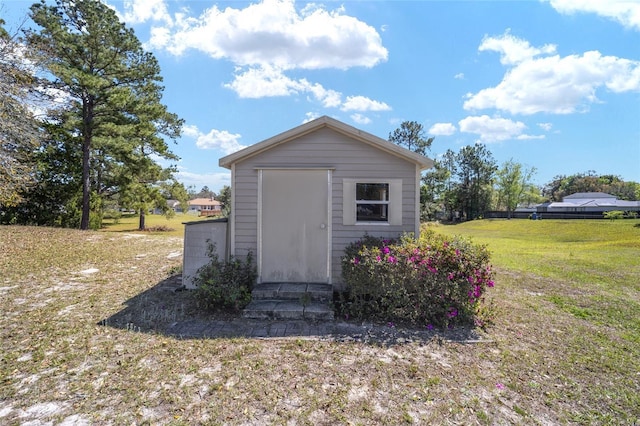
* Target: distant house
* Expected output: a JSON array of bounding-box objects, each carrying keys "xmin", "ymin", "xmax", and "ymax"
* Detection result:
[
  {"xmin": 489, "ymin": 192, "xmax": 640, "ymax": 219},
  {"xmin": 152, "ymin": 199, "xmax": 183, "ymax": 215},
  {"xmin": 541, "ymin": 192, "xmax": 640, "ymax": 213},
  {"xmin": 188, "ymin": 198, "xmax": 223, "ymax": 216},
  {"xmin": 167, "ymin": 199, "xmax": 182, "ymax": 212}
]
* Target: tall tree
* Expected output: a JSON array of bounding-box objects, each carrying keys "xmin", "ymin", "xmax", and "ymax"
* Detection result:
[
  {"xmin": 0, "ymin": 117, "xmax": 84, "ymax": 226},
  {"xmin": 421, "ymin": 151, "xmax": 456, "ymax": 221},
  {"xmin": 216, "ymin": 185, "xmax": 231, "ymax": 217},
  {"xmin": 26, "ymin": 0, "xmax": 179, "ymax": 229},
  {"xmin": 388, "ymin": 121, "xmax": 434, "ymax": 156},
  {"xmin": 163, "ymin": 179, "xmax": 190, "ymax": 214},
  {"xmin": 454, "ymin": 144, "xmax": 497, "ymax": 220},
  {"xmin": 116, "ymin": 78, "xmax": 183, "ymax": 230},
  {"xmin": 197, "ymin": 185, "xmax": 215, "ymax": 199},
  {"xmin": 542, "ymin": 172, "xmax": 640, "ymax": 201},
  {"xmin": 421, "ymin": 162, "xmax": 449, "ymax": 221},
  {"xmin": 0, "ymin": 18, "xmax": 42, "ymax": 207},
  {"xmin": 495, "ymin": 159, "xmax": 537, "ymax": 219}
]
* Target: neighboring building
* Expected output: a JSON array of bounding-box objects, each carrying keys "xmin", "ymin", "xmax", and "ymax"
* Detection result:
[
  {"xmin": 540, "ymin": 192, "xmax": 640, "ymax": 213},
  {"xmin": 152, "ymin": 199, "xmax": 182, "ymax": 215},
  {"xmin": 188, "ymin": 198, "xmax": 223, "ymax": 216},
  {"xmin": 487, "ymin": 192, "xmax": 640, "ymax": 219},
  {"xmin": 167, "ymin": 199, "xmax": 182, "ymax": 212},
  {"xmin": 214, "ymin": 115, "xmax": 433, "ymax": 289}
]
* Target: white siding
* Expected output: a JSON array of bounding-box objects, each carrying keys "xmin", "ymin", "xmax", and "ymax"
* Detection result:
[{"xmin": 231, "ymin": 127, "xmax": 420, "ymax": 288}]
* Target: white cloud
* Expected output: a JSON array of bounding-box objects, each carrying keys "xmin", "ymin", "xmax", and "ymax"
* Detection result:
[
  {"xmin": 429, "ymin": 123, "xmax": 457, "ymax": 136},
  {"xmin": 113, "ymin": 0, "xmax": 392, "ymax": 114},
  {"xmin": 175, "ymin": 169, "xmax": 231, "ymax": 193},
  {"xmin": 150, "ymin": 0, "xmax": 387, "ymax": 71},
  {"xmin": 121, "ymin": 0, "xmax": 172, "ymax": 26},
  {"xmin": 148, "ymin": 26, "xmax": 172, "ymax": 50},
  {"xmin": 303, "ymin": 112, "xmax": 321, "ymax": 123},
  {"xmin": 183, "ymin": 124, "xmax": 246, "ymax": 155},
  {"xmin": 306, "ymin": 83, "xmax": 343, "ymax": 108},
  {"xmin": 454, "ymin": 73, "xmax": 465, "ymax": 80},
  {"xmin": 516, "ymin": 134, "xmax": 545, "ymax": 141},
  {"xmin": 465, "ymin": 33, "xmax": 640, "ymax": 115},
  {"xmin": 350, "ymin": 113, "xmax": 371, "ymax": 125},
  {"xmin": 224, "ymin": 66, "xmax": 302, "ymax": 98},
  {"xmin": 547, "ymin": 0, "xmax": 640, "ymax": 31},
  {"xmin": 538, "ymin": 122, "xmax": 553, "ymax": 131},
  {"xmin": 341, "ymin": 95, "xmax": 391, "ymax": 112},
  {"xmin": 114, "ymin": 0, "xmax": 390, "ymax": 113},
  {"xmin": 224, "ymin": 65, "xmax": 343, "ymax": 107},
  {"xmin": 224, "ymin": 66, "xmax": 391, "ymax": 111},
  {"xmin": 479, "ymin": 31, "xmax": 556, "ymax": 65},
  {"xmin": 458, "ymin": 115, "xmax": 541, "ymax": 143},
  {"xmin": 181, "ymin": 124, "xmax": 200, "ymax": 139}
]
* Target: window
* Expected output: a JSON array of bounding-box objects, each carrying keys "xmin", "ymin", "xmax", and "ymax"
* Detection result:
[
  {"xmin": 356, "ymin": 183, "xmax": 389, "ymax": 222},
  {"xmin": 343, "ymin": 179, "xmax": 402, "ymax": 225}
]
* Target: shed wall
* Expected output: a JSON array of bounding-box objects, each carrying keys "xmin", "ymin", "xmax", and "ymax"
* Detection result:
[{"xmin": 231, "ymin": 127, "xmax": 419, "ymax": 288}]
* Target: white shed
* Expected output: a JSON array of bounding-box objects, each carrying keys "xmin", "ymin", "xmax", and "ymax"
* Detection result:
[{"xmin": 218, "ymin": 115, "xmax": 433, "ymax": 290}]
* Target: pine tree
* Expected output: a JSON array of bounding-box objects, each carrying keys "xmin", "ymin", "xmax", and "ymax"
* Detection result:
[
  {"xmin": 388, "ymin": 121, "xmax": 434, "ymax": 156},
  {"xmin": 0, "ymin": 19, "xmax": 42, "ymax": 207},
  {"xmin": 27, "ymin": 0, "xmax": 182, "ymax": 229}
]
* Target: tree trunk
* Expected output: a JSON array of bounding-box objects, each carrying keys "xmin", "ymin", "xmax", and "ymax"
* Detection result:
[
  {"xmin": 138, "ymin": 208, "xmax": 146, "ymax": 230},
  {"xmin": 80, "ymin": 97, "xmax": 93, "ymax": 230}
]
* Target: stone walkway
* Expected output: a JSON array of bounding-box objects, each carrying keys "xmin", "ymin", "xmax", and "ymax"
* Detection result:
[{"xmin": 165, "ymin": 317, "xmax": 484, "ymax": 345}]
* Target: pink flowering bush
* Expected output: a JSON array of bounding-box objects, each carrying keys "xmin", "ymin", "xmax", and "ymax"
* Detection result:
[{"xmin": 340, "ymin": 230, "xmax": 495, "ymax": 328}]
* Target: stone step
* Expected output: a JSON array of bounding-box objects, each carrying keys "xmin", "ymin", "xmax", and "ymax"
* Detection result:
[
  {"xmin": 243, "ymin": 299, "xmax": 334, "ymax": 321},
  {"xmin": 251, "ymin": 282, "xmax": 333, "ymax": 302}
]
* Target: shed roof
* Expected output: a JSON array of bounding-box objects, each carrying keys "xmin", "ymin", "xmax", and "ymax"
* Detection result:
[{"xmin": 219, "ymin": 115, "xmax": 434, "ymax": 170}]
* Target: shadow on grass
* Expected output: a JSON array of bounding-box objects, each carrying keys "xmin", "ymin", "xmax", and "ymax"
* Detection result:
[{"xmin": 99, "ymin": 275, "xmax": 485, "ymax": 346}]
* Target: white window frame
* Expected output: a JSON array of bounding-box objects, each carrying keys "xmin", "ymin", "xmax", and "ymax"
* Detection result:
[{"xmin": 342, "ymin": 178, "xmax": 402, "ymax": 226}]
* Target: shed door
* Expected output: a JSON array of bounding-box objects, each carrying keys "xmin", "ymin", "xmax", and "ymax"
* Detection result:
[{"xmin": 260, "ymin": 169, "xmax": 330, "ymax": 283}]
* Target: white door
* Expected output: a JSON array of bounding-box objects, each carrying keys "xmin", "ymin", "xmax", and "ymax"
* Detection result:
[{"xmin": 260, "ymin": 169, "xmax": 330, "ymax": 283}]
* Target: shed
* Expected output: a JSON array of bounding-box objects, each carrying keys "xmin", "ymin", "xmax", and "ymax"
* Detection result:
[{"xmin": 218, "ymin": 115, "xmax": 433, "ymax": 290}]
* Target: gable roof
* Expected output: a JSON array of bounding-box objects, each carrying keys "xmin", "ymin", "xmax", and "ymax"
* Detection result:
[
  {"xmin": 188, "ymin": 198, "xmax": 222, "ymax": 207},
  {"xmin": 219, "ymin": 115, "xmax": 434, "ymax": 170}
]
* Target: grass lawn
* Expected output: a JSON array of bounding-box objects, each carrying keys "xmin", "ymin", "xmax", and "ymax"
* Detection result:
[
  {"xmin": 101, "ymin": 212, "xmax": 215, "ymax": 237},
  {"xmin": 1, "ymin": 220, "xmax": 639, "ymax": 424}
]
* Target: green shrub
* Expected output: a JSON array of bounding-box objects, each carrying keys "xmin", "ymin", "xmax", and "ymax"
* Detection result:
[
  {"xmin": 341, "ymin": 230, "xmax": 495, "ymax": 328},
  {"xmin": 103, "ymin": 209, "xmax": 122, "ymax": 223},
  {"xmin": 603, "ymin": 210, "xmax": 625, "ymax": 220},
  {"xmin": 192, "ymin": 242, "xmax": 257, "ymax": 312}
]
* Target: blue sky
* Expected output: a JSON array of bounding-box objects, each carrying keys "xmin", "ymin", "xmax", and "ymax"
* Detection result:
[{"xmin": 2, "ymin": 0, "xmax": 639, "ymax": 193}]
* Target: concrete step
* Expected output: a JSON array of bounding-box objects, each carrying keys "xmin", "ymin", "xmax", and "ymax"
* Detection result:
[
  {"xmin": 251, "ymin": 282, "xmax": 332, "ymax": 302},
  {"xmin": 243, "ymin": 299, "xmax": 334, "ymax": 321}
]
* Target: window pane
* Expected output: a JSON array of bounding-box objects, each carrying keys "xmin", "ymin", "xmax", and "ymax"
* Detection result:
[
  {"xmin": 356, "ymin": 183, "xmax": 389, "ymax": 201},
  {"xmin": 357, "ymin": 203, "xmax": 388, "ymax": 221}
]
